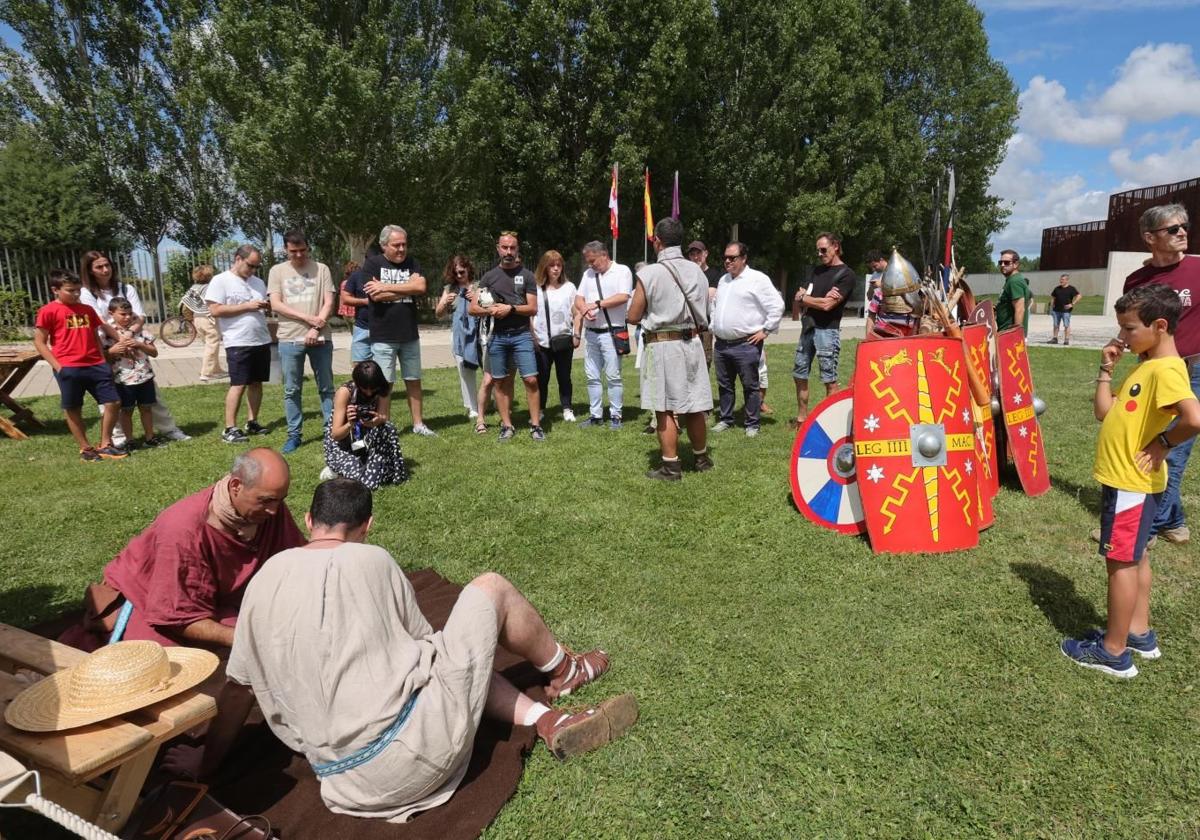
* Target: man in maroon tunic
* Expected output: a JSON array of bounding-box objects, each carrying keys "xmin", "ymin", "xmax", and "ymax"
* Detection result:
[{"xmin": 102, "ymin": 448, "xmax": 304, "ymax": 648}]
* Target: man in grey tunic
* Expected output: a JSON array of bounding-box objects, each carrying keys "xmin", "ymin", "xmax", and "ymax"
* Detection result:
[
  {"xmin": 627, "ymin": 217, "xmax": 714, "ymax": 480},
  {"xmin": 164, "ymin": 478, "xmax": 637, "ymax": 822}
]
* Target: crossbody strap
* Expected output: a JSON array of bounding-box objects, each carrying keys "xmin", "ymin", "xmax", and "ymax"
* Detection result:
[
  {"xmin": 660, "ymin": 261, "xmax": 704, "ymax": 331},
  {"xmin": 595, "ymin": 270, "xmax": 617, "ymax": 331}
]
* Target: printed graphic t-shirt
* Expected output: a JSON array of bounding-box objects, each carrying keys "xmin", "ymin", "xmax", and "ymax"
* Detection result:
[
  {"xmin": 362, "ymin": 255, "xmax": 424, "ymax": 344},
  {"xmin": 479, "ymin": 264, "xmax": 536, "ymax": 333},
  {"xmin": 268, "ymin": 260, "xmax": 334, "ymax": 342},
  {"xmin": 35, "ymin": 301, "xmax": 105, "ymax": 366}
]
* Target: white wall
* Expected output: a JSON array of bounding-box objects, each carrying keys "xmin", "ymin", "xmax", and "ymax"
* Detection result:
[{"xmin": 968, "ymin": 268, "xmax": 1109, "ymax": 297}]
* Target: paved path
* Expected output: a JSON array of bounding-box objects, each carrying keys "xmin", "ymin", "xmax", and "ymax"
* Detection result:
[{"xmin": 8, "ymin": 314, "xmax": 1113, "ymax": 398}]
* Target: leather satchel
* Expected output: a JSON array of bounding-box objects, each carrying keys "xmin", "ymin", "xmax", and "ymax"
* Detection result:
[{"xmin": 121, "ymin": 781, "xmax": 273, "ymax": 840}]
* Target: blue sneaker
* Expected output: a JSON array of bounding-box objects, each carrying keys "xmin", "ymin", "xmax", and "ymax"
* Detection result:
[
  {"xmin": 281, "ymin": 436, "xmax": 302, "ymax": 454},
  {"xmin": 1082, "ymin": 628, "xmax": 1161, "ymax": 660},
  {"xmin": 609, "ymin": 414, "xmax": 622, "ymax": 430},
  {"xmin": 579, "ymin": 416, "xmax": 604, "ymax": 428},
  {"xmin": 1060, "ymin": 637, "xmax": 1138, "ymax": 678}
]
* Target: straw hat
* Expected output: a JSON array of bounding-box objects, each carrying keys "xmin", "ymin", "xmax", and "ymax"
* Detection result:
[{"xmin": 5, "ymin": 641, "xmax": 219, "ymax": 732}]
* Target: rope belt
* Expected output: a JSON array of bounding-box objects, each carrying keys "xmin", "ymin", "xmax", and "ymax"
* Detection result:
[{"xmin": 311, "ymin": 690, "xmax": 421, "ymax": 778}]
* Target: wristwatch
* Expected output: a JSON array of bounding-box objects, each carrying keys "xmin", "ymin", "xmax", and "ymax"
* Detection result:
[{"xmin": 1157, "ymin": 432, "xmax": 1175, "ymax": 450}]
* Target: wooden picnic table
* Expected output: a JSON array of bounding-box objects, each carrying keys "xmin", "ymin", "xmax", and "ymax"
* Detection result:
[
  {"xmin": 0, "ymin": 623, "xmax": 217, "ymax": 833},
  {"xmin": 0, "ymin": 348, "xmax": 44, "ymax": 441}
]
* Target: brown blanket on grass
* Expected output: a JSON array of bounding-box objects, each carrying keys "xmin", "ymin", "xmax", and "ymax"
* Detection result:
[{"xmin": 42, "ymin": 568, "xmax": 545, "ymax": 840}]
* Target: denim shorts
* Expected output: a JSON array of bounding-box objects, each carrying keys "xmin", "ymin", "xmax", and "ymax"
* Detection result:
[
  {"xmin": 371, "ymin": 339, "xmax": 422, "ymax": 383},
  {"xmin": 792, "ymin": 324, "xmax": 841, "ymax": 383},
  {"xmin": 54, "ymin": 364, "xmax": 119, "ymax": 409},
  {"xmin": 117, "ymin": 379, "xmax": 157, "ymax": 409},
  {"xmin": 488, "ymin": 330, "xmax": 538, "ymax": 379},
  {"xmin": 1051, "ymin": 310, "xmax": 1071, "ymax": 329}
]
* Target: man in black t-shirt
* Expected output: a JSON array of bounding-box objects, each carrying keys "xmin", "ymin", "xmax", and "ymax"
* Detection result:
[
  {"xmin": 469, "ymin": 231, "xmax": 543, "ymax": 442},
  {"xmin": 363, "ymin": 224, "xmax": 434, "ymax": 436},
  {"xmin": 790, "ymin": 231, "xmax": 858, "ymax": 426},
  {"xmin": 686, "ymin": 240, "xmax": 724, "ymax": 293},
  {"xmin": 1047, "ymin": 273, "xmax": 1081, "ymax": 345}
]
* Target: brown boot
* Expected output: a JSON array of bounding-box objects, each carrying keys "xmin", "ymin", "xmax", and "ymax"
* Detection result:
[
  {"xmin": 693, "ymin": 451, "xmax": 714, "ymax": 472},
  {"xmin": 646, "ymin": 459, "xmax": 683, "ymax": 481}
]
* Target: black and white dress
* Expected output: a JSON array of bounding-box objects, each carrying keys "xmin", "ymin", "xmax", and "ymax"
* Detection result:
[{"xmin": 323, "ymin": 383, "xmax": 408, "ymax": 489}]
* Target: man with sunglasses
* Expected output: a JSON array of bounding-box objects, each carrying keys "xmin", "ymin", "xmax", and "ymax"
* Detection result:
[
  {"xmin": 995, "ymin": 249, "xmax": 1031, "ymax": 335},
  {"xmin": 206, "ymin": 244, "xmax": 274, "ymax": 443},
  {"xmin": 1120, "ymin": 203, "xmax": 1199, "ymax": 545},
  {"xmin": 791, "ymin": 232, "xmax": 857, "ymax": 426}
]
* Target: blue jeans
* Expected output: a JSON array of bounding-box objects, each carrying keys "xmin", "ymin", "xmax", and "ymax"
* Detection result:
[
  {"xmin": 351, "ymin": 325, "xmax": 372, "ymax": 362},
  {"xmin": 488, "ymin": 330, "xmax": 538, "ymax": 379},
  {"xmin": 279, "ymin": 341, "xmax": 335, "ymax": 439},
  {"xmin": 583, "ymin": 330, "xmax": 623, "ymax": 418},
  {"xmin": 1153, "ymin": 360, "xmax": 1200, "ymax": 533}
]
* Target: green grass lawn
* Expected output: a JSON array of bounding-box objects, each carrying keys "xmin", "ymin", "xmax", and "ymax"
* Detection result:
[{"xmin": 1, "ymin": 345, "xmax": 1197, "ymax": 838}]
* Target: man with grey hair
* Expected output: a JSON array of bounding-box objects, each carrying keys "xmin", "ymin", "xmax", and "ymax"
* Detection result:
[
  {"xmin": 1120, "ymin": 202, "xmax": 1199, "ymax": 545},
  {"xmin": 1047, "ymin": 273, "xmax": 1080, "ymax": 345},
  {"xmin": 80, "ymin": 447, "xmax": 304, "ymax": 650},
  {"xmin": 575, "ymin": 240, "xmax": 633, "ymax": 428},
  {"xmin": 361, "ymin": 225, "xmax": 434, "ymax": 436},
  {"xmin": 206, "ymin": 244, "xmax": 274, "ymax": 443},
  {"xmin": 627, "ymin": 217, "xmax": 713, "ymax": 479}
]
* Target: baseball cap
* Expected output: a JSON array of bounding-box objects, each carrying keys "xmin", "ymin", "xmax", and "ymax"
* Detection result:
[{"xmin": 686, "ymin": 240, "xmax": 706, "ymax": 253}]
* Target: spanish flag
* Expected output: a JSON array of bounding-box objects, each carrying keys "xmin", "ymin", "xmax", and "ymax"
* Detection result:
[
  {"xmin": 643, "ymin": 168, "xmax": 654, "ymax": 241},
  {"xmin": 609, "ymin": 164, "xmax": 619, "ymax": 240}
]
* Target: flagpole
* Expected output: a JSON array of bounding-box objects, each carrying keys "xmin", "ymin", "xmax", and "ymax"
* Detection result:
[{"xmin": 613, "ymin": 163, "xmax": 618, "ymax": 263}]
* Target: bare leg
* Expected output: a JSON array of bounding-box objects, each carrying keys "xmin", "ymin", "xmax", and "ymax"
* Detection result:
[
  {"xmin": 656, "ymin": 410, "xmax": 678, "ymax": 458},
  {"xmin": 483, "ymin": 671, "xmax": 539, "ymax": 726},
  {"xmin": 523, "ymin": 375, "xmax": 541, "ymax": 426},
  {"xmin": 1130, "ymin": 555, "xmax": 1152, "ymax": 636},
  {"xmin": 468, "ymin": 572, "xmax": 559, "ymax": 666},
  {"xmin": 246, "ymin": 382, "xmax": 263, "ymax": 423},
  {"xmin": 794, "ymin": 377, "xmax": 809, "ymax": 423},
  {"xmin": 118, "ymin": 409, "xmax": 134, "ymax": 443},
  {"xmin": 1104, "ymin": 559, "xmax": 1139, "ymax": 656},
  {"xmin": 99, "ymin": 401, "xmax": 120, "ymax": 448},
  {"xmin": 63, "ymin": 407, "xmax": 92, "ymax": 450},
  {"xmin": 406, "ymin": 379, "xmax": 424, "ymax": 427},
  {"xmin": 139, "ymin": 405, "xmax": 155, "ymax": 439},
  {"xmin": 824, "ymin": 380, "xmax": 837, "ymax": 398},
  {"xmin": 494, "ymin": 376, "xmax": 515, "ymax": 427},
  {"xmin": 685, "ymin": 411, "xmax": 707, "ymax": 452},
  {"xmin": 224, "ymin": 385, "xmax": 246, "ymax": 428}
]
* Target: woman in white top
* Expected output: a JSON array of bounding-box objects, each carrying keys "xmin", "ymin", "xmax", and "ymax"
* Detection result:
[
  {"xmin": 79, "ymin": 251, "xmax": 190, "ymax": 443},
  {"xmin": 532, "ymin": 250, "xmax": 581, "ymax": 423}
]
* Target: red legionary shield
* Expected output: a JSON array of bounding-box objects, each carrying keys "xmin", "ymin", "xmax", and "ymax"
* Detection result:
[
  {"xmin": 853, "ymin": 336, "xmax": 980, "ymax": 553},
  {"xmin": 963, "ymin": 323, "xmax": 998, "ymax": 529},
  {"xmin": 996, "ymin": 327, "xmax": 1051, "ymax": 496}
]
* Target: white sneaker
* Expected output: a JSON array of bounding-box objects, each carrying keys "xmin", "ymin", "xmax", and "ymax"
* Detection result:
[
  {"xmin": 412, "ymin": 424, "xmax": 437, "ymax": 437},
  {"xmin": 712, "ymin": 421, "xmax": 733, "ymax": 432},
  {"xmin": 166, "ymin": 429, "xmax": 192, "ymax": 441},
  {"xmin": 562, "ymin": 408, "xmax": 577, "ymax": 422},
  {"xmin": 319, "ymin": 466, "xmax": 336, "ymax": 481},
  {"xmin": 468, "ymin": 409, "xmax": 479, "ymax": 420},
  {"xmin": 745, "ymin": 427, "xmax": 760, "ymax": 438}
]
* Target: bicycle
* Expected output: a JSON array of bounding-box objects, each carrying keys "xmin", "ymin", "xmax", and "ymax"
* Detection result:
[{"xmin": 158, "ymin": 286, "xmax": 208, "ymax": 348}]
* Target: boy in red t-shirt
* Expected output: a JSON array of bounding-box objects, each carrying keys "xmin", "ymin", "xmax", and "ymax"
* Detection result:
[{"xmin": 32, "ymin": 269, "xmax": 127, "ymax": 461}]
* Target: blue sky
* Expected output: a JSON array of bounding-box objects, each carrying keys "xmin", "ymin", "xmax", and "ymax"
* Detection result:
[
  {"xmin": 7, "ymin": 6, "xmax": 1200, "ymax": 261},
  {"xmin": 978, "ymin": 0, "xmax": 1200, "ymax": 257}
]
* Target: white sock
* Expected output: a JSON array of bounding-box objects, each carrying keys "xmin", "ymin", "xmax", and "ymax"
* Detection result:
[
  {"xmin": 523, "ymin": 702, "xmax": 552, "ymax": 727},
  {"xmin": 662, "ymin": 456, "xmax": 680, "ymax": 463},
  {"xmin": 537, "ymin": 643, "xmax": 564, "ymax": 673}
]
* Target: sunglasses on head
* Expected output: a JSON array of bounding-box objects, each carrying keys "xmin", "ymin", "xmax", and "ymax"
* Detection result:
[{"xmin": 1150, "ymin": 222, "xmax": 1190, "ymax": 236}]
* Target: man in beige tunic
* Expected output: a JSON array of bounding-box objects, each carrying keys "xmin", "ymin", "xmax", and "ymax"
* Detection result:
[{"xmin": 164, "ymin": 478, "xmax": 637, "ymax": 822}]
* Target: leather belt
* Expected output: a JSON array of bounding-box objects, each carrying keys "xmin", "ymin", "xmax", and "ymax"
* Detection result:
[
  {"xmin": 715, "ymin": 336, "xmax": 752, "ymax": 346},
  {"xmin": 644, "ymin": 330, "xmax": 694, "ymax": 344},
  {"xmin": 586, "ymin": 327, "xmax": 611, "ymax": 333}
]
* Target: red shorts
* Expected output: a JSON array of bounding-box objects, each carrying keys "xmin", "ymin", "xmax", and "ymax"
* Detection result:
[{"xmin": 1097, "ymin": 486, "xmax": 1162, "ymax": 563}]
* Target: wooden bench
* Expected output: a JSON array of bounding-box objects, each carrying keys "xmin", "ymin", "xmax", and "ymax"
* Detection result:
[{"xmin": 0, "ymin": 623, "xmax": 217, "ymax": 833}]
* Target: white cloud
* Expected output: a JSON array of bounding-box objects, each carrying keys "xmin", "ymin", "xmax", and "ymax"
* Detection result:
[
  {"xmin": 990, "ymin": 135, "xmax": 1110, "ymax": 256},
  {"xmin": 1109, "ymin": 137, "xmax": 1200, "ymax": 184},
  {"xmin": 1018, "ymin": 77, "xmax": 1126, "ymax": 145},
  {"xmin": 1098, "ymin": 43, "xmax": 1200, "ymax": 122}
]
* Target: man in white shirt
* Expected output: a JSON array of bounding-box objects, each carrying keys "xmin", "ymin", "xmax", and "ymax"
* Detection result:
[
  {"xmin": 710, "ymin": 242, "xmax": 784, "ymax": 437},
  {"xmin": 575, "ymin": 241, "xmax": 633, "ymax": 429},
  {"xmin": 206, "ymin": 244, "xmax": 273, "ymax": 444},
  {"xmin": 268, "ymin": 229, "xmax": 335, "ymax": 453}
]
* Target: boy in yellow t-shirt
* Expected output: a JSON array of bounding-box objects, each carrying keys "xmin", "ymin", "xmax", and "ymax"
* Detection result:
[{"xmin": 1062, "ymin": 284, "xmax": 1200, "ymax": 678}]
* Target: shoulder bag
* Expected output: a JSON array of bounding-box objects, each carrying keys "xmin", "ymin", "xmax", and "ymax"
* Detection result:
[{"xmin": 543, "ymin": 287, "xmax": 575, "ymax": 354}]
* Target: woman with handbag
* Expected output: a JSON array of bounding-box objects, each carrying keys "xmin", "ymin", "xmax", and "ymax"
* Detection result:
[
  {"xmin": 435, "ymin": 254, "xmax": 487, "ymax": 427},
  {"xmin": 532, "ymin": 250, "xmax": 581, "ymax": 423}
]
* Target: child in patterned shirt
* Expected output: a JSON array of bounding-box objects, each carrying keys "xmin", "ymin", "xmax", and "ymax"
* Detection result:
[{"xmin": 104, "ymin": 297, "xmax": 166, "ymax": 448}]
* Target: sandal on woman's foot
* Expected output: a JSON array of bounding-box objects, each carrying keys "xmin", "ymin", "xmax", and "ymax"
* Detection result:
[
  {"xmin": 547, "ymin": 647, "xmax": 610, "ymax": 699},
  {"xmin": 474, "ymin": 422, "xmax": 488, "ymax": 434}
]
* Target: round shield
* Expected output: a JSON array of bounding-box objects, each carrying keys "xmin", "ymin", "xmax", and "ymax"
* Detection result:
[{"xmin": 790, "ymin": 390, "xmax": 865, "ymax": 534}]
